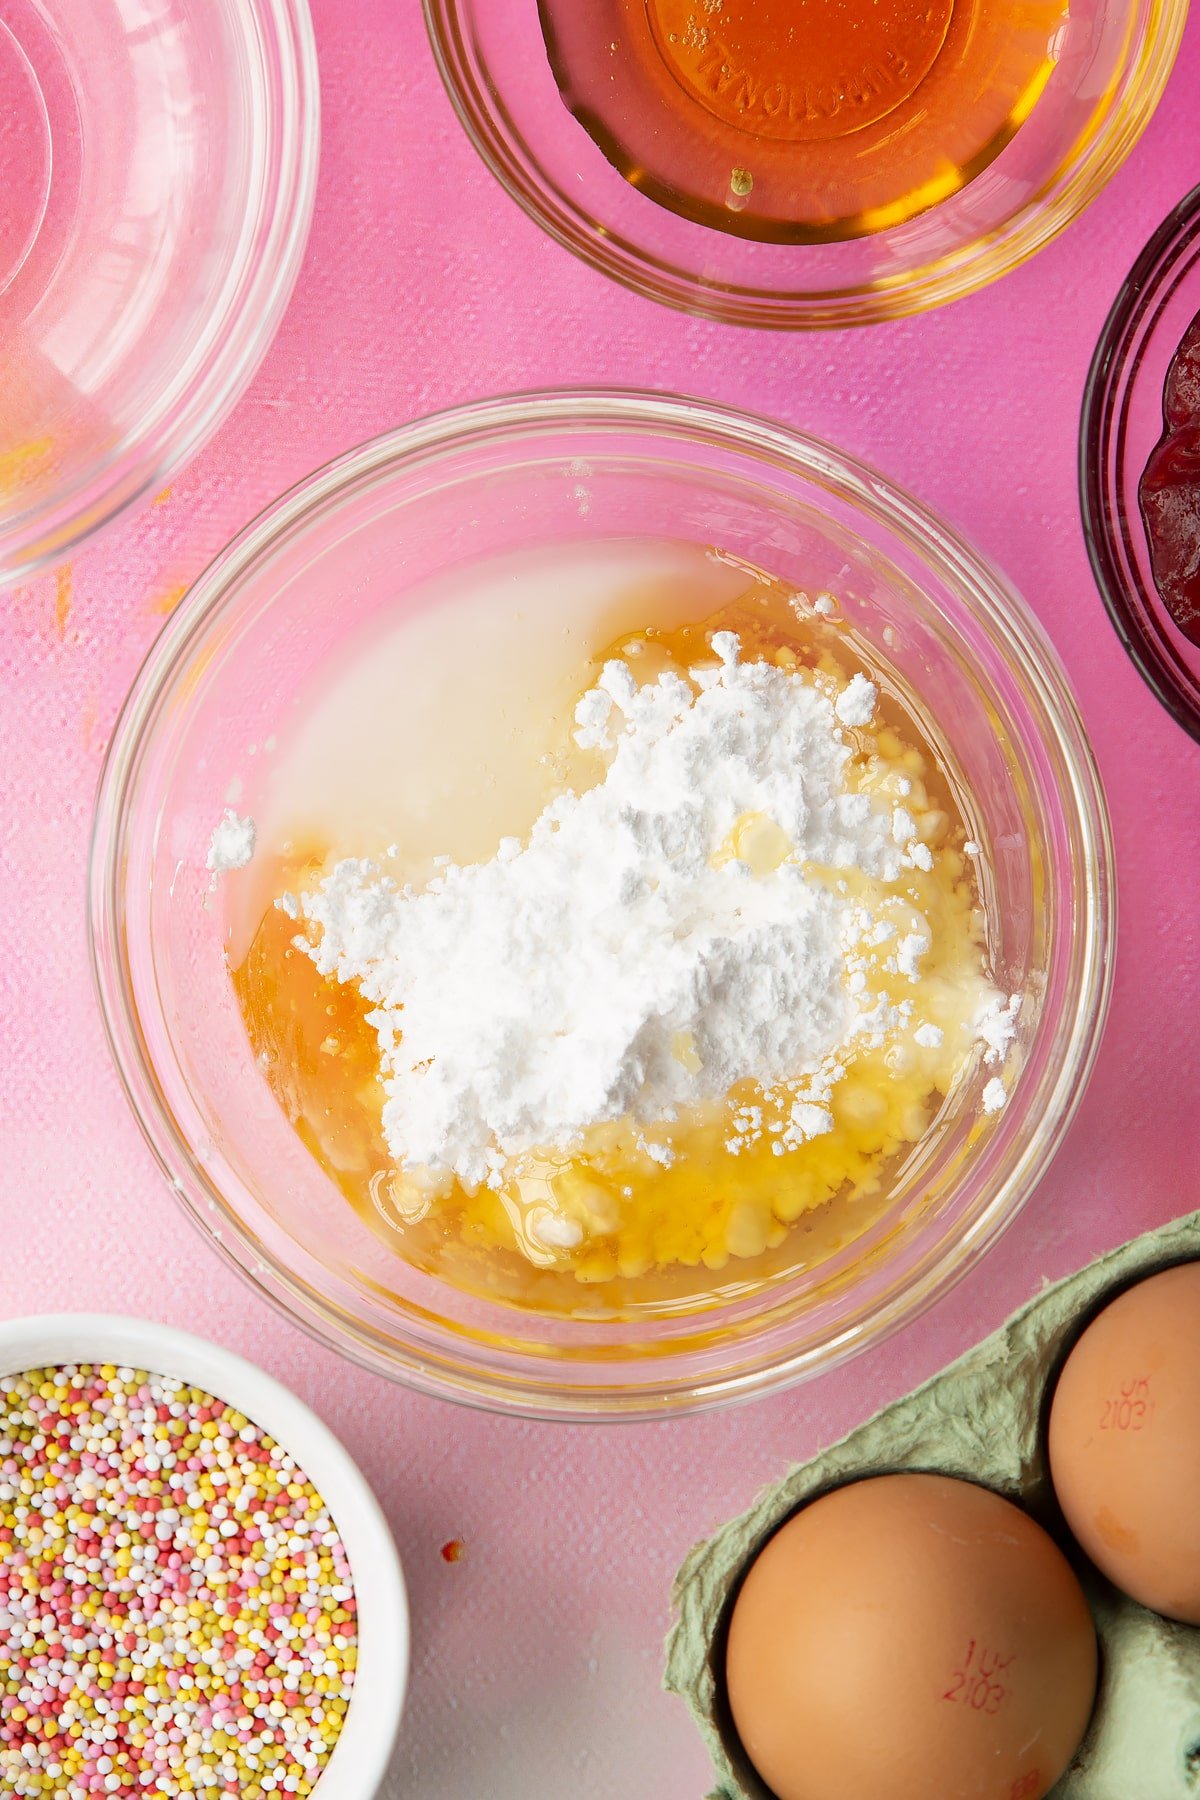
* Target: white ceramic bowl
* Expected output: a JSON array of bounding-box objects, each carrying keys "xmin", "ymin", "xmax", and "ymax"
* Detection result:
[{"xmin": 0, "ymin": 1314, "xmax": 408, "ymax": 1799}]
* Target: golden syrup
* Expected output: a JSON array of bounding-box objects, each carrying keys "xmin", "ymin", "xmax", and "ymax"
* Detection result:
[
  {"xmin": 540, "ymin": 0, "xmax": 1066, "ymax": 240},
  {"xmin": 232, "ymin": 566, "xmax": 1004, "ymax": 1319}
]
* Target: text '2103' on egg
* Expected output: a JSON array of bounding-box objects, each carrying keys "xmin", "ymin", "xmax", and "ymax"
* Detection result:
[
  {"xmin": 1048, "ymin": 1260, "xmax": 1200, "ymax": 1623},
  {"xmin": 724, "ymin": 1473, "xmax": 1097, "ymax": 1800}
]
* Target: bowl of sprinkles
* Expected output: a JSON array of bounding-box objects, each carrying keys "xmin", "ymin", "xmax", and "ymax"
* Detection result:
[{"xmin": 0, "ymin": 1316, "xmax": 407, "ymax": 1800}]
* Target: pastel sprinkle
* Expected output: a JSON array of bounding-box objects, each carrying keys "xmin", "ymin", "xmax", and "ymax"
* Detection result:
[{"xmin": 0, "ymin": 1365, "xmax": 356, "ymax": 1799}]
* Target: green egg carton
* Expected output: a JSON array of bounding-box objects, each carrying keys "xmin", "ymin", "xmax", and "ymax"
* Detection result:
[{"xmin": 665, "ymin": 1210, "xmax": 1200, "ymax": 1800}]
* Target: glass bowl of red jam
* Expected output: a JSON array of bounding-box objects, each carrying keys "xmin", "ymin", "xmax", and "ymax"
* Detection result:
[
  {"xmin": 1082, "ymin": 185, "xmax": 1200, "ymax": 746},
  {"xmin": 423, "ymin": 0, "xmax": 1183, "ymax": 328}
]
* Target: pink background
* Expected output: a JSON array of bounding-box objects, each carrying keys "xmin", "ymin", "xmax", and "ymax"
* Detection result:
[{"xmin": 2, "ymin": 8, "xmax": 1199, "ymax": 1795}]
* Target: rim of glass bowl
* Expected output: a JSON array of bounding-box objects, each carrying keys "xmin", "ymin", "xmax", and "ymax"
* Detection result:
[
  {"xmin": 88, "ymin": 390, "xmax": 1116, "ymax": 1421},
  {"xmin": 421, "ymin": 0, "xmax": 1184, "ymax": 330},
  {"xmin": 1080, "ymin": 182, "xmax": 1200, "ymax": 746},
  {"xmin": 0, "ymin": 0, "xmax": 320, "ymax": 586}
]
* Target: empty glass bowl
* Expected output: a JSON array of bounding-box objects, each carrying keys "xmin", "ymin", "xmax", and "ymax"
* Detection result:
[
  {"xmin": 89, "ymin": 392, "xmax": 1114, "ymax": 1418},
  {"xmin": 1081, "ymin": 183, "xmax": 1200, "ymax": 745},
  {"xmin": 0, "ymin": 0, "xmax": 318, "ymax": 584},
  {"xmin": 424, "ymin": 0, "xmax": 1185, "ymax": 328}
]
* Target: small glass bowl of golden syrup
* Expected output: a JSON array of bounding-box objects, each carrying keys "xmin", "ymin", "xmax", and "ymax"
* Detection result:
[{"xmin": 424, "ymin": 0, "xmax": 1184, "ymax": 327}]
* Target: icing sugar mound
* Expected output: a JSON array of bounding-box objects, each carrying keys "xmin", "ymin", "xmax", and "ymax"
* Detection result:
[
  {"xmin": 299, "ymin": 640, "xmax": 909, "ymax": 1190},
  {"xmin": 295, "ymin": 637, "xmax": 1003, "ymax": 1191},
  {"xmin": 982, "ymin": 1077, "xmax": 1009, "ymax": 1114},
  {"xmin": 207, "ymin": 810, "xmax": 256, "ymax": 874}
]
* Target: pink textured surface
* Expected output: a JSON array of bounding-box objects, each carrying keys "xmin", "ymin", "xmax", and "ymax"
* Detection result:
[{"xmin": 1, "ymin": 8, "xmax": 1198, "ymax": 1795}]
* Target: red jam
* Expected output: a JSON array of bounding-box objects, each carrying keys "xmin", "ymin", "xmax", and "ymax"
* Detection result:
[{"xmin": 1138, "ymin": 309, "xmax": 1200, "ymax": 647}]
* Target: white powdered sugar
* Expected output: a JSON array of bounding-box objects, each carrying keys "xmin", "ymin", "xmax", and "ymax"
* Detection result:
[
  {"xmin": 207, "ymin": 809, "xmax": 256, "ymax": 875},
  {"xmin": 975, "ymin": 992, "xmax": 1021, "ymax": 1063},
  {"xmin": 293, "ymin": 635, "xmax": 1008, "ymax": 1190},
  {"xmin": 834, "ymin": 673, "xmax": 878, "ymax": 728}
]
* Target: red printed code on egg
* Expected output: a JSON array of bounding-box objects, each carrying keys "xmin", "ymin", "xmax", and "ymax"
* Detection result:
[
  {"xmin": 1010, "ymin": 1774, "xmax": 1041, "ymax": 1800},
  {"xmin": 941, "ymin": 1639, "xmax": 1014, "ymax": 1714},
  {"xmin": 1100, "ymin": 1377, "xmax": 1152, "ymax": 1431}
]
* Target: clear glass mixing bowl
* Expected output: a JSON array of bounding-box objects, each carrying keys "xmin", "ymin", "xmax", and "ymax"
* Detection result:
[
  {"xmin": 423, "ymin": 0, "xmax": 1184, "ymax": 328},
  {"xmin": 89, "ymin": 392, "xmax": 1115, "ymax": 1419},
  {"xmin": 0, "ymin": 0, "xmax": 318, "ymax": 584}
]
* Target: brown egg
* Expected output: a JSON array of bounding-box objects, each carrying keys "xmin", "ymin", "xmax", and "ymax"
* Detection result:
[
  {"xmin": 724, "ymin": 1473, "xmax": 1097, "ymax": 1800},
  {"xmin": 1048, "ymin": 1260, "xmax": 1200, "ymax": 1623}
]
